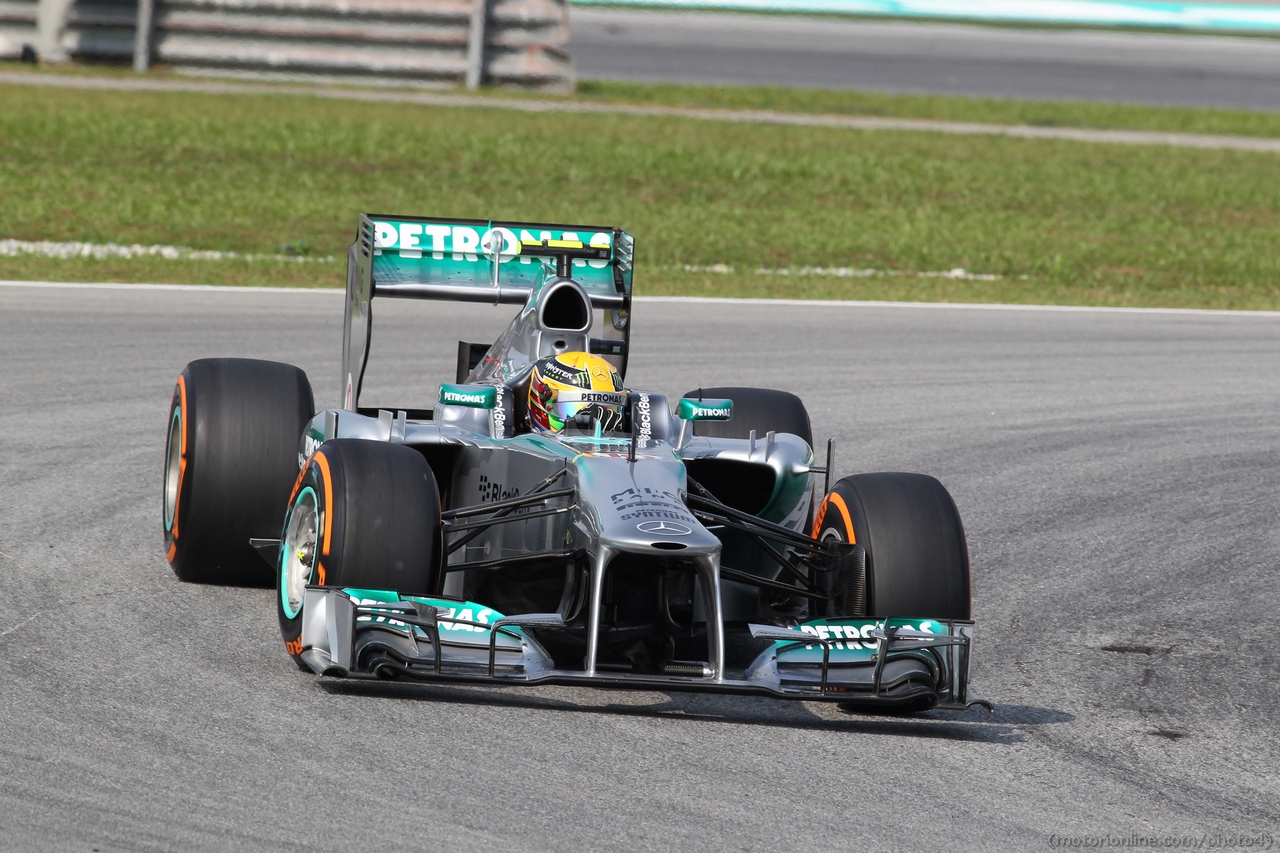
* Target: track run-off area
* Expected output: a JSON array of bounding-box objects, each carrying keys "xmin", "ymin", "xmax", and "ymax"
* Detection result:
[
  {"xmin": 0, "ymin": 282, "xmax": 1276, "ymax": 851},
  {"xmin": 3, "ymin": 71, "xmax": 1279, "ymax": 154}
]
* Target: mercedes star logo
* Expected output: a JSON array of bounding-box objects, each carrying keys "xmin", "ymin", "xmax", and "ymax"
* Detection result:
[{"xmin": 637, "ymin": 520, "xmax": 692, "ymax": 536}]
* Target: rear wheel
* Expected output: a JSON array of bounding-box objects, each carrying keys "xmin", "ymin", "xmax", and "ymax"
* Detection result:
[
  {"xmin": 813, "ymin": 473, "xmax": 970, "ymax": 620},
  {"xmin": 682, "ymin": 386, "xmax": 812, "ymax": 447},
  {"xmin": 277, "ymin": 439, "xmax": 442, "ymax": 667},
  {"xmin": 164, "ymin": 358, "xmax": 313, "ymax": 586}
]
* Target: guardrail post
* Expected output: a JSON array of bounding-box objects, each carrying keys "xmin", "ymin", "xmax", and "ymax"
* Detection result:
[
  {"xmin": 465, "ymin": 0, "xmax": 488, "ymax": 89},
  {"xmin": 36, "ymin": 0, "xmax": 74, "ymax": 63},
  {"xmin": 133, "ymin": 0, "xmax": 155, "ymax": 72}
]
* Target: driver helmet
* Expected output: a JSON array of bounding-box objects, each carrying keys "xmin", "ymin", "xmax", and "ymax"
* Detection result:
[{"xmin": 528, "ymin": 352, "xmax": 624, "ymax": 433}]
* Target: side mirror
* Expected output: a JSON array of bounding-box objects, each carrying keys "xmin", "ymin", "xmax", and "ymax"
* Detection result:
[{"xmin": 438, "ymin": 384, "xmax": 497, "ymax": 410}]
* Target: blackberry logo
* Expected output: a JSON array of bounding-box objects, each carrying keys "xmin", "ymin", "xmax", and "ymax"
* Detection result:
[
  {"xmin": 491, "ymin": 399, "xmax": 507, "ymax": 438},
  {"xmin": 635, "ymin": 393, "xmax": 652, "ymax": 448}
]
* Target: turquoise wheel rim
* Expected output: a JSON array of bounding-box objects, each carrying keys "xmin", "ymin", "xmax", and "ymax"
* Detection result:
[{"xmin": 280, "ymin": 486, "xmax": 319, "ymax": 621}]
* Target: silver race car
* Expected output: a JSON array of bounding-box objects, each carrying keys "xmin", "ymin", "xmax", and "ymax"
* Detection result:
[{"xmin": 162, "ymin": 214, "xmax": 990, "ymax": 713}]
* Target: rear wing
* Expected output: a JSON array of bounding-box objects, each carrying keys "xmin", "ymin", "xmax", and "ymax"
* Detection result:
[{"xmin": 341, "ymin": 213, "xmax": 636, "ymax": 411}]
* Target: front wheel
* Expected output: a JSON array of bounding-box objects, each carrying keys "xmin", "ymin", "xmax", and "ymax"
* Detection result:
[
  {"xmin": 813, "ymin": 473, "xmax": 970, "ymax": 620},
  {"xmin": 277, "ymin": 439, "xmax": 442, "ymax": 667}
]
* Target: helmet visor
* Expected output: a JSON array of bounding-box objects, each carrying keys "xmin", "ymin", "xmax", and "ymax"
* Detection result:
[{"xmin": 547, "ymin": 390, "xmax": 627, "ymax": 433}]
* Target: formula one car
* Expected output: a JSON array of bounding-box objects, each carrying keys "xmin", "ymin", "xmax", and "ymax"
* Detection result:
[{"xmin": 162, "ymin": 213, "xmax": 990, "ymax": 713}]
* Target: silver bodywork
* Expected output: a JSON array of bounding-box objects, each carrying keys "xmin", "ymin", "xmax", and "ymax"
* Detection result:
[
  {"xmin": 290, "ymin": 213, "xmax": 989, "ymax": 711},
  {"xmin": 300, "ymin": 378, "xmax": 817, "ymax": 683}
]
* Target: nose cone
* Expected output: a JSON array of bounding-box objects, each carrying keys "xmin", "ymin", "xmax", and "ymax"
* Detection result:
[{"xmin": 574, "ymin": 452, "xmax": 721, "ymax": 557}]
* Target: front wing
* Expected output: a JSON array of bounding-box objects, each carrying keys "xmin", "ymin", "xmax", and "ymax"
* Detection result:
[{"xmin": 298, "ymin": 586, "xmax": 993, "ymax": 711}]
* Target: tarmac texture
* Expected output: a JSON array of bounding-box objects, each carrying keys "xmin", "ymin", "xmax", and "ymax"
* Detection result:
[
  {"xmin": 570, "ymin": 8, "xmax": 1280, "ymax": 110},
  {"xmin": 1, "ymin": 284, "xmax": 1277, "ymax": 851}
]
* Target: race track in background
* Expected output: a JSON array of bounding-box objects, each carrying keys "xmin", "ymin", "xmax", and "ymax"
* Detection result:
[
  {"xmin": 1, "ymin": 283, "xmax": 1277, "ymax": 851},
  {"xmin": 569, "ymin": 8, "xmax": 1280, "ymax": 110}
]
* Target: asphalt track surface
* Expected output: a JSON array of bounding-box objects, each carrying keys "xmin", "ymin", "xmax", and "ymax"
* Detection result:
[
  {"xmin": 569, "ymin": 8, "xmax": 1280, "ymax": 110},
  {"xmin": 2, "ymin": 282, "xmax": 1278, "ymax": 851}
]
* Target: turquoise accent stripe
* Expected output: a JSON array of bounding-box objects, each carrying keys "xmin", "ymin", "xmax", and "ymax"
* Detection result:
[
  {"xmin": 573, "ymin": 0, "xmax": 1280, "ymax": 31},
  {"xmin": 280, "ymin": 486, "xmax": 318, "ymax": 620}
]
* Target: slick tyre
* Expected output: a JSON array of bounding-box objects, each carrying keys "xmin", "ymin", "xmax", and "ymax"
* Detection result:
[
  {"xmin": 813, "ymin": 473, "xmax": 970, "ymax": 620},
  {"xmin": 277, "ymin": 439, "xmax": 442, "ymax": 667},
  {"xmin": 681, "ymin": 387, "xmax": 813, "ymax": 448},
  {"xmin": 164, "ymin": 358, "xmax": 314, "ymax": 586}
]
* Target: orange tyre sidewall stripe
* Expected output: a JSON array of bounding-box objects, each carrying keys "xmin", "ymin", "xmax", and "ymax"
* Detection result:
[
  {"xmin": 828, "ymin": 492, "xmax": 855, "ymax": 544},
  {"xmin": 314, "ymin": 451, "xmax": 333, "ymax": 557}
]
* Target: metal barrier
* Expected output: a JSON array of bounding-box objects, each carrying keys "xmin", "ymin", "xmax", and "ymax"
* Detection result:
[
  {"xmin": 15, "ymin": 0, "xmax": 573, "ymax": 90},
  {"xmin": 0, "ymin": 0, "xmax": 38, "ymax": 60}
]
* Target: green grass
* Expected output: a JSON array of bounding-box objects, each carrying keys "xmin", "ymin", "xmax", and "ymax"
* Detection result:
[
  {"xmin": 1, "ymin": 78, "xmax": 1279, "ymax": 308},
  {"xmin": 8, "ymin": 60, "xmax": 1280, "ymax": 139}
]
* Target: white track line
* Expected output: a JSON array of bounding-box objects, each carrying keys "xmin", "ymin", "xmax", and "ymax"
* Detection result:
[
  {"xmin": 0, "ymin": 280, "xmax": 342, "ymax": 294},
  {"xmin": 639, "ymin": 295, "xmax": 1280, "ymax": 317},
  {"xmin": 2, "ymin": 71, "xmax": 1278, "ymax": 154},
  {"xmin": 4, "ymin": 279, "xmax": 1279, "ymax": 317},
  {"xmin": 0, "ymin": 237, "xmax": 335, "ymax": 263}
]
